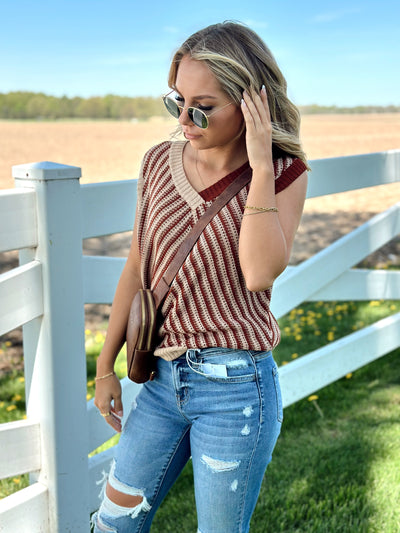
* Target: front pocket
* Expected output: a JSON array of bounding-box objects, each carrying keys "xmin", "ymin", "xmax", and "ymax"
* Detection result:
[{"xmin": 186, "ymin": 350, "xmax": 256, "ymax": 383}]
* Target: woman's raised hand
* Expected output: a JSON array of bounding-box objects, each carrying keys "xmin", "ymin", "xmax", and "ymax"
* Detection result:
[{"xmin": 241, "ymin": 87, "xmax": 273, "ymax": 174}]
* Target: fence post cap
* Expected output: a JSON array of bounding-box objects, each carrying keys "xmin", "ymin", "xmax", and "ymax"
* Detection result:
[{"xmin": 12, "ymin": 161, "xmax": 82, "ymax": 181}]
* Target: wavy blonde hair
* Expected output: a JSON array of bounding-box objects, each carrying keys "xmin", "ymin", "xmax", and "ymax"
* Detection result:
[{"xmin": 168, "ymin": 21, "xmax": 309, "ymax": 168}]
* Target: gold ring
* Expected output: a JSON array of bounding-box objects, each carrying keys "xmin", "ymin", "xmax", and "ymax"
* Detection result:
[{"xmin": 101, "ymin": 411, "xmax": 111, "ymax": 417}]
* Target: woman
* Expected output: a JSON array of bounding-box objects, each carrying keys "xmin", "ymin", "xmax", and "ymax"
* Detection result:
[{"xmin": 93, "ymin": 21, "xmax": 308, "ymax": 533}]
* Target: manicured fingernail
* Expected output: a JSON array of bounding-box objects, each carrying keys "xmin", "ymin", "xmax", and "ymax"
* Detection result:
[
  {"xmin": 261, "ymin": 85, "xmax": 266, "ymax": 93},
  {"xmin": 117, "ymin": 411, "xmax": 123, "ymax": 417}
]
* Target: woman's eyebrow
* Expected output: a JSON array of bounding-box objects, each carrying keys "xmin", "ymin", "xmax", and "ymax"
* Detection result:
[
  {"xmin": 194, "ymin": 95, "xmax": 218, "ymax": 100},
  {"xmin": 173, "ymin": 89, "xmax": 218, "ymax": 101}
]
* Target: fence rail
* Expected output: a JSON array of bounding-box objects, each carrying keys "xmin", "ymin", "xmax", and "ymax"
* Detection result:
[{"xmin": 0, "ymin": 150, "xmax": 399, "ymax": 532}]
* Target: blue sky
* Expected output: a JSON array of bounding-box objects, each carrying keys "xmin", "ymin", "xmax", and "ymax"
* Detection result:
[{"xmin": 2, "ymin": 0, "xmax": 399, "ymax": 106}]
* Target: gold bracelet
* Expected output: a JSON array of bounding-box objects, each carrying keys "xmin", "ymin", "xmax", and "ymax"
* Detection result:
[
  {"xmin": 244, "ymin": 205, "xmax": 278, "ymax": 213},
  {"xmin": 243, "ymin": 211, "xmax": 273, "ymax": 216},
  {"xmin": 95, "ymin": 371, "xmax": 115, "ymax": 381}
]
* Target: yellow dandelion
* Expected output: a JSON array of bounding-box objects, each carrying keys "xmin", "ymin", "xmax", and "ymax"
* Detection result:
[
  {"xmin": 95, "ymin": 333, "xmax": 105, "ymax": 343},
  {"xmin": 327, "ymin": 309, "xmax": 334, "ymax": 316},
  {"xmin": 86, "ymin": 393, "xmax": 92, "ymax": 401},
  {"xmin": 297, "ymin": 309, "xmax": 304, "ymax": 315},
  {"xmin": 314, "ymin": 330, "xmax": 321, "ymax": 336},
  {"xmin": 0, "ymin": 402, "xmax": 5, "ymax": 408},
  {"xmin": 23, "ymin": 414, "xmax": 27, "ymax": 419},
  {"xmin": 327, "ymin": 331, "xmax": 335, "ymax": 341},
  {"xmin": 6, "ymin": 405, "xmax": 17, "ymax": 412},
  {"xmin": 12, "ymin": 394, "xmax": 22, "ymax": 402},
  {"xmin": 281, "ymin": 361, "xmax": 289, "ymax": 366},
  {"xmin": 5, "ymin": 341, "xmax": 12, "ymax": 347},
  {"xmin": 85, "ymin": 329, "xmax": 92, "ymax": 335},
  {"xmin": 291, "ymin": 353, "xmax": 299, "ymax": 359},
  {"xmin": 345, "ymin": 373, "xmax": 353, "ymax": 379},
  {"xmin": 18, "ymin": 377, "xmax": 25, "ymax": 383},
  {"xmin": 390, "ymin": 305, "xmax": 396, "ymax": 311},
  {"xmin": 369, "ymin": 301, "xmax": 380, "ymax": 307},
  {"xmin": 87, "ymin": 380, "xmax": 95, "ymax": 387},
  {"xmin": 13, "ymin": 478, "xmax": 21, "ymax": 485},
  {"xmin": 308, "ymin": 395, "xmax": 324, "ymax": 417}
]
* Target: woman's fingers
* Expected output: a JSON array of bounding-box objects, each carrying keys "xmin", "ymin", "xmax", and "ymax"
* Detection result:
[
  {"xmin": 98, "ymin": 405, "xmax": 123, "ymax": 432},
  {"xmin": 94, "ymin": 375, "xmax": 123, "ymax": 432},
  {"xmin": 108, "ymin": 407, "xmax": 123, "ymax": 433},
  {"xmin": 242, "ymin": 88, "xmax": 271, "ymax": 128},
  {"xmin": 241, "ymin": 87, "xmax": 274, "ymax": 171}
]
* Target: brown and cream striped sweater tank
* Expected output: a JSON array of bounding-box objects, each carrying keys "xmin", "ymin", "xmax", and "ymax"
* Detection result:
[{"xmin": 137, "ymin": 140, "xmax": 307, "ymax": 361}]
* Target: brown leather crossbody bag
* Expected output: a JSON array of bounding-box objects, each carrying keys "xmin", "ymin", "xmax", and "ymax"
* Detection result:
[{"xmin": 126, "ymin": 167, "xmax": 252, "ymax": 383}]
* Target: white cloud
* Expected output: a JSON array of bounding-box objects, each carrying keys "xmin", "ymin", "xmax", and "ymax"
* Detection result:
[
  {"xmin": 243, "ymin": 19, "xmax": 269, "ymax": 29},
  {"xmin": 163, "ymin": 25, "xmax": 179, "ymax": 34},
  {"xmin": 311, "ymin": 8, "xmax": 361, "ymax": 23}
]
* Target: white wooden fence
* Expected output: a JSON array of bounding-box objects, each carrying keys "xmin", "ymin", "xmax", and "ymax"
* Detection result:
[{"xmin": 0, "ymin": 150, "xmax": 399, "ymax": 532}]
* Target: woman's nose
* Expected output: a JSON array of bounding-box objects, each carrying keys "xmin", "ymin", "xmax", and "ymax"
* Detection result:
[{"xmin": 178, "ymin": 107, "xmax": 191, "ymax": 126}]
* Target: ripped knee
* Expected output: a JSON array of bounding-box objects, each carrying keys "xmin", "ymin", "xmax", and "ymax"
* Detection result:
[
  {"xmin": 95, "ymin": 460, "xmax": 151, "ymax": 524},
  {"xmin": 106, "ymin": 482, "xmax": 144, "ymax": 508}
]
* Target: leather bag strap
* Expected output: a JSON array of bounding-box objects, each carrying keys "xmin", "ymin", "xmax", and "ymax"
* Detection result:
[{"xmin": 152, "ymin": 166, "xmax": 252, "ymax": 308}]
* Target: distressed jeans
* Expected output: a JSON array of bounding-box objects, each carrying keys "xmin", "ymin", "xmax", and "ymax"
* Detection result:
[{"xmin": 93, "ymin": 348, "xmax": 283, "ymax": 533}]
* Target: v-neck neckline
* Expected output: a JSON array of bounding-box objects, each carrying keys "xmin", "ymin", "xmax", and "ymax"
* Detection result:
[{"xmin": 169, "ymin": 141, "xmax": 249, "ymax": 208}]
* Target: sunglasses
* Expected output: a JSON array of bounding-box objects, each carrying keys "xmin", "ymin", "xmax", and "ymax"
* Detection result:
[{"xmin": 162, "ymin": 90, "xmax": 232, "ymax": 129}]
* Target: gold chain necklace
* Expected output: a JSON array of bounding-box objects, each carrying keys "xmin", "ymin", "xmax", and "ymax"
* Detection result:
[{"xmin": 195, "ymin": 151, "xmax": 207, "ymax": 190}]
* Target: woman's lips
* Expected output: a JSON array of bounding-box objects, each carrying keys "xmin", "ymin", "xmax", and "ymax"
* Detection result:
[{"xmin": 183, "ymin": 131, "xmax": 201, "ymax": 140}]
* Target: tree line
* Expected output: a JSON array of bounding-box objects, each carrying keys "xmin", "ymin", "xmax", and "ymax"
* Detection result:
[
  {"xmin": 0, "ymin": 92, "xmax": 399, "ymax": 120},
  {"xmin": 0, "ymin": 92, "xmax": 167, "ymax": 120},
  {"xmin": 299, "ymin": 104, "xmax": 400, "ymax": 114}
]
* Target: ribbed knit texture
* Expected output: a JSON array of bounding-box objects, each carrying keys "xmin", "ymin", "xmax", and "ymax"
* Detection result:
[{"xmin": 137, "ymin": 141, "xmax": 307, "ymax": 360}]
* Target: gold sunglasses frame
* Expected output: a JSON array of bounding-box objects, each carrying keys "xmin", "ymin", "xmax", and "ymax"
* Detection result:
[{"xmin": 162, "ymin": 90, "xmax": 232, "ymax": 129}]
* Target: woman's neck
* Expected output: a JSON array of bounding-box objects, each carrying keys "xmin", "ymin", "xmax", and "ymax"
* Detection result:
[{"xmin": 188, "ymin": 140, "xmax": 248, "ymax": 187}]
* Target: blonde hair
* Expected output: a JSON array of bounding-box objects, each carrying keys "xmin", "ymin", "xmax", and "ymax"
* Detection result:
[{"xmin": 168, "ymin": 21, "xmax": 309, "ymax": 168}]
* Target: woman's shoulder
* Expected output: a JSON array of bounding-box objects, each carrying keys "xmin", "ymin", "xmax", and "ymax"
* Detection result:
[
  {"xmin": 141, "ymin": 140, "xmax": 186, "ymax": 173},
  {"xmin": 273, "ymin": 153, "xmax": 308, "ymax": 194},
  {"xmin": 142, "ymin": 140, "xmax": 171, "ymax": 162}
]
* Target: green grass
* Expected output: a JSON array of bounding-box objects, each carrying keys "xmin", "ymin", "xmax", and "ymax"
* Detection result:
[{"xmin": 1, "ymin": 301, "xmax": 400, "ymax": 532}]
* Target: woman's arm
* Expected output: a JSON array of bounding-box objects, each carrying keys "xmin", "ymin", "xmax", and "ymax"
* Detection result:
[
  {"xmin": 238, "ymin": 88, "xmax": 307, "ymax": 291},
  {"xmin": 94, "ymin": 212, "xmax": 142, "ymax": 431}
]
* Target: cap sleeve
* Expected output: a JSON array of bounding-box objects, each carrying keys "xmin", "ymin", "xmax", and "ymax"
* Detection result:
[{"xmin": 274, "ymin": 157, "xmax": 307, "ymax": 194}]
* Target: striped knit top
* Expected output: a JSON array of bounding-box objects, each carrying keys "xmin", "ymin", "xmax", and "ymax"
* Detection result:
[{"xmin": 137, "ymin": 140, "xmax": 307, "ymax": 361}]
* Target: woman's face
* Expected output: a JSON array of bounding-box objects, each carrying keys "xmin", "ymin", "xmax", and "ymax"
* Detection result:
[{"xmin": 173, "ymin": 55, "xmax": 244, "ymax": 150}]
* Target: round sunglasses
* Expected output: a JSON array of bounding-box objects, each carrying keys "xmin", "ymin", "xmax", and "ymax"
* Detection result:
[{"xmin": 162, "ymin": 90, "xmax": 232, "ymax": 129}]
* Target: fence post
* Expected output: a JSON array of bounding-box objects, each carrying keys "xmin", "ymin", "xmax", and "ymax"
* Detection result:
[{"xmin": 13, "ymin": 162, "xmax": 90, "ymax": 532}]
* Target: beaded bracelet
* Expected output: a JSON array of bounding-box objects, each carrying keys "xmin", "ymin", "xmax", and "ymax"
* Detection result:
[{"xmin": 95, "ymin": 371, "xmax": 115, "ymax": 381}]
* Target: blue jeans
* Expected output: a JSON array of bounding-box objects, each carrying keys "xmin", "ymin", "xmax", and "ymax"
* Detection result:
[{"xmin": 93, "ymin": 348, "xmax": 283, "ymax": 533}]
